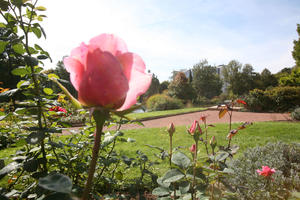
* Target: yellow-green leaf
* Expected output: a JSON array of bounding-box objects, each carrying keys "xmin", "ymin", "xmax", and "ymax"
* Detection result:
[
  {"xmin": 219, "ymin": 109, "xmax": 227, "ymax": 119},
  {"xmin": 47, "ymin": 73, "xmax": 59, "ymax": 79},
  {"xmin": 43, "ymin": 88, "xmax": 53, "ymax": 95},
  {"xmin": 35, "ymin": 6, "xmax": 46, "ymax": 11}
]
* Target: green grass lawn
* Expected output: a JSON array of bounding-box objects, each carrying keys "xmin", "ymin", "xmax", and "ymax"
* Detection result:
[
  {"xmin": 125, "ymin": 107, "xmax": 207, "ymax": 120},
  {"xmin": 1, "ymin": 121, "xmax": 299, "ymax": 187}
]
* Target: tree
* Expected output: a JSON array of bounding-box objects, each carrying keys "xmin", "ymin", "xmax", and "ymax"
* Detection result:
[
  {"xmin": 260, "ymin": 68, "xmax": 278, "ymax": 90},
  {"xmin": 168, "ymin": 72, "xmax": 196, "ymax": 102},
  {"xmin": 159, "ymin": 80, "xmax": 169, "ymax": 93},
  {"xmin": 292, "ymin": 24, "xmax": 300, "ymax": 67},
  {"xmin": 222, "ymin": 60, "xmax": 260, "ymax": 95},
  {"xmin": 222, "ymin": 60, "xmax": 242, "ymax": 95},
  {"xmin": 192, "ymin": 60, "xmax": 222, "ymax": 99},
  {"xmin": 279, "ymin": 66, "xmax": 300, "ymax": 86},
  {"xmin": 141, "ymin": 73, "xmax": 160, "ymax": 101}
]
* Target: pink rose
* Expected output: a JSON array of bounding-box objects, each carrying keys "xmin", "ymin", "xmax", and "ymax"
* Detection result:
[
  {"xmin": 188, "ymin": 120, "xmax": 202, "ymax": 135},
  {"xmin": 189, "ymin": 144, "xmax": 196, "ymax": 153},
  {"xmin": 63, "ymin": 34, "xmax": 152, "ymax": 111},
  {"xmin": 256, "ymin": 166, "xmax": 276, "ymax": 177}
]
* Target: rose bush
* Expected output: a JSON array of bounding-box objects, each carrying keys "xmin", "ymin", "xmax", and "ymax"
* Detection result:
[{"xmin": 63, "ymin": 33, "xmax": 152, "ymax": 110}]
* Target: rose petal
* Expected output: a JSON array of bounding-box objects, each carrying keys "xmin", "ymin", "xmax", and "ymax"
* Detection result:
[
  {"xmin": 63, "ymin": 57, "xmax": 84, "ymax": 91},
  {"xmin": 117, "ymin": 53, "xmax": 152, "ymax": 111},
  {"xmin": 78, "ymin": 49, "xmax": 129, "ymax": 108},
  {"xmin": 89, "ymin": 34, "xmax": 128, "ymax": 56},
  {"xmin": 70, "ymin": 42, "xmax": 89, "ymax": 67}
]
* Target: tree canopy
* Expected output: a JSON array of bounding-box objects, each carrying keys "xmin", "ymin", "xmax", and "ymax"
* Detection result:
[{"xmin": 192, "ymin": 60, "xmax": 222, "ymax": 99}]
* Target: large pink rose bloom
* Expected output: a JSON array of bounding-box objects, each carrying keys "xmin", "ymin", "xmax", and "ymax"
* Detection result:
[{"xmin": 63, "ymin": 34, "xmax": 152, "ymax": 111}]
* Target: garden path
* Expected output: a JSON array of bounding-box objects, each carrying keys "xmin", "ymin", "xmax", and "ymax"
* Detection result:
[
  {"xmin": 62, "ymin": 110, "xmax": 292, "ymax": 134},
  {"xmin": 117, "ymin": 110, "xmax": 291, "ymax": 130}
]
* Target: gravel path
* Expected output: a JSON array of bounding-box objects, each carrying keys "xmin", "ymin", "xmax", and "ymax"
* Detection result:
[
  {"xmin": 62, "ymin": 110, "xmax": 291, "ymax": 134},
  {"xmin": 118, "ymin": 110, "xmax": 291, "ymax": 130}
]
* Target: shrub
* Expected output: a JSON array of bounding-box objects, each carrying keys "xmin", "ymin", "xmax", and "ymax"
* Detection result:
[
  {"xmin": 245, "ymin": 86, "xmax": 300, "ymax": 112},
  {"xmin": 146, "ymin": 94, "xmax": 183, "ymax": 111},
  {"xmin": 291, "ymin": 107, "xmax": 300, "ymax": 120},
  {"xmin": 227, "ymin": 142, "xmax": 300, "ymax": 200}
]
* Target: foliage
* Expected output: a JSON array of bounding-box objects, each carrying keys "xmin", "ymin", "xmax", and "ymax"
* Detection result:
[
  {"xmin": 291, "ymin": 107, "xmax": 300, "ymax": 120},
  {"xmin": 146, "ymin": 94, "xmax": 183, "ymax": 111},
  {"xmin": 279, "ymin": 66, "xmax": 300, "ymax": 87},
  {"xmin": 222, "ymin": 60, "xmax": 262, "ymax": 96},
  {"xmin": 192, "ymin": 60, "xmax": 222, "ymax": 99},
  {"xmin": 168, "ymin": 72, "xmax": 196, "ymax": 103},
  {"xmin": 259, "ymin": 68, "xmax": 278, "ymax": 90},
  {"xmin": 227, "ymin": 142, "xmax": 300, "ymax": 200},
  {"xmin": 245, "ymin": 86, "xmax": 300, "ymax": 112},
  {"xmin": 292, "ymin": 24, "xmax": 300, "ymax": 67},
  {"xmin": 159, "ymin": 80, "xmax": 169, "ymax": 93},
  {"xmin": 141, "ymin": 73, "xmax": 160, "ymax": 101}
]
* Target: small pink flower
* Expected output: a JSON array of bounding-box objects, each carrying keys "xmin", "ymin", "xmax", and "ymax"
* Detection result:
[
  {"xmin": 188, "ymin": 120, "xmax": 202, "ymax": 135},
  {"xmin": 256, "ymin": 166, "xmax": 276, "ymax": 177},
  {"xmin": 189, "ymin": 144, "xmax": 196, "ymax": 153}
]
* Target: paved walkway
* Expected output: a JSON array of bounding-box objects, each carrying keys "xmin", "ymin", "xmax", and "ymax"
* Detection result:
[
  {"xmin": 117, "ymin": 110, "xmax": 292, "ymax": 130},
  {"xmin": 62, "ymin": 110, "xmax": 292, "ymax": 134}
]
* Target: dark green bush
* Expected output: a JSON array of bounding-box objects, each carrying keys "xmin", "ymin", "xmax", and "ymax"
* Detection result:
[
  {"xmin": 146, "ymin": 94, "xmax": 183, "ymax": 111},
  {"xmin": 245, "ymin": 86, "xmax": 300, "ymax": 112},
  {"xmin": 291, "ymin": 107, "xmax": 300, "ymax": 120},
  {"xmin": 227, "ymin": 142, "xmax": 300, "ymax": 200}
]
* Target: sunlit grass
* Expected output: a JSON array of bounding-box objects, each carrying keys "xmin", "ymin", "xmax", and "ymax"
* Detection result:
[{"xmin": 126, "ymin": 107, "xmax": 207, "ymax": 120}]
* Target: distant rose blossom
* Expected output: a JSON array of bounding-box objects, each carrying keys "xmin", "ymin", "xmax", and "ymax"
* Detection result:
[
  {"xmin": 189, "ymin": 144, "xmax": 196, "ymax": 153},
  {"xmin": 188, "ymin": 120, "xmax": 202, "ymax": 135},
  {"xmin": 256, "ymin": 166, "xmax": 276, "ymax": 177}
]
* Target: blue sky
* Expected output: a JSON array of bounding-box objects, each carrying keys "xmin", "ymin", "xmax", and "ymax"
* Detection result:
[{"xmin": 38, "ymin": 0, "xmax": 300, "ymax": 81}]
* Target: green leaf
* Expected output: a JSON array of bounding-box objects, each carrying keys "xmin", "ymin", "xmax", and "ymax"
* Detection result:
[
  {"xmin": 31, "ymin": 27, "xmax": 41, "ymax": 38},
  {"xmin": 215, "ymin": 151, "xmax": 229, "ymax": 162},
  {"xmin": 43, "ymin": 88, "xmax": 53, "ymax": 95},
  {"xmin": 12, "ymin": 43, "xmax": 26, "ymax": 54},
  {"xmin": 11, "ymin": 66, "xmax": 29, "ymax": 76},
  {"xmin": 39, "ymin": 173, "xmax": 72, "ymax": 194},
  {"xmin": 152, "ymin": 187, "xmax": 170, "ymax": 197},
  {"xmin": 15, "ymin": 108, "xmax": 27, "ymax": 114},
  {"xmin": 157, "ymin": 177, "xmax": 170, "ymax": 188},
  {"xmin": 179, "ymin": 181, "xmax": 190, "ymax": 194},
  {"xmin": 11, "ymin": 0, "xmax": 22, "ymax": 7},
  {"xmin": 34, "ymin": 44, "xmax": 43, "ymax": 51},
  {"xmin": 0, "ymin": 0, "xmax": 9, "ymax": 11},
  {"xmin": 162, "ymin": 169, "xmax": 185, "ymax": 183},
  {"xmin": 43, "ymin": 193, "xmax": 72, "ymax": 200},
  {"xmin": 23, "ymin": 158, "xmax": 38, "ymax": 172},
  {"xmin": 0, "ymin": 40, "xmax": 8, "ymax": 54},
  {"xmin": 17, "ymin": 80, "xmax": 30, "ymax": 88},
  {"xmin": 24, "ymin": 55, "xmax": 38, "ymax": 66},
  {"xmin": 35, "ymin": 6, "xmax": 46, "ymax": 11},
  {"xmin": 0, "ymin": 23, "xmax": 6, "ymax": 28},
  {"xmin": 37, "ymin": 55, "xmax": 48, "ymax": 60},
  {"xmin": 26, "ymin": 132, "xmax": 45, "ymax": 145},
  {"xmin": 0, "ymin": 162, "xmax": 21, "ymax": 180},
  {"xmin": 171, "ymin": 151, "xmax": 191, "ymax": 169}
]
